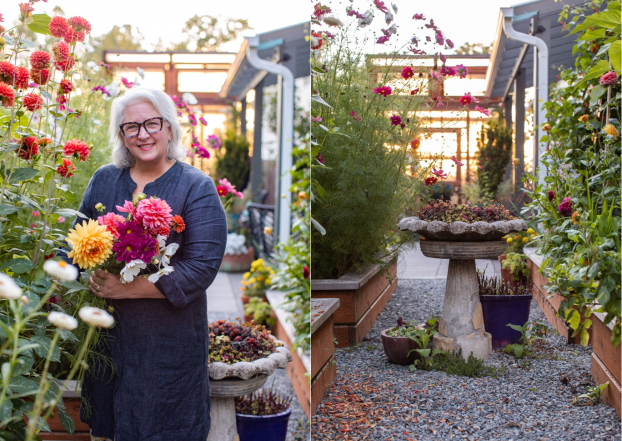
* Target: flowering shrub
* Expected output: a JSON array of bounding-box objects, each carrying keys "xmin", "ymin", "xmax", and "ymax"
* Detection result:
[
  {"xmin": 208, "ymin": 320, "xmax": 280, "ymax": 364},
  {"xmin": 503, "ymin": 228, "xmax": 537, "ymax": 254},
  {"xmin": 241, "ymin": 258, "xmax": 275, "ymax": 297},
  {"xmin": 417, "ymin": 200, "xmax": 516, "ymax": 223},
  {"xmin": 524, "ymin": 0, "xmax": 621, "ymax": 346}
]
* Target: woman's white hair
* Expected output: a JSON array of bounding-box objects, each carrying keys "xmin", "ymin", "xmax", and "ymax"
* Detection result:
[{"xmin": 109, "ymin": 87, "xmax": 186, "ymax": 168}]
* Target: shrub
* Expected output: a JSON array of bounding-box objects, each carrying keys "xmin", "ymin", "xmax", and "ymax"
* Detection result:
[{"xmin": 475, "ymin": 112, "xmax": 512, "ymax": 199}]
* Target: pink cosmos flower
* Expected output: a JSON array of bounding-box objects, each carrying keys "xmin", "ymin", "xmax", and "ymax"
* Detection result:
[
  {"xmin": 431, "ymin": 167, "xmax": 448, "ymax": 179},
  {"xmin": 311, "ymin": 115, "xmax": 322, "ymax": 122},
  {"xmin": 599, "ymin": 71, "xmax": 617, "ymax": 87},
  {"xmin": 135, "ymin": 197, "xmax": 173, "ymax": 233},
  {"xmin": 188, "ymin": 114, "xmax": 197, "ymax": 126},
  {"xmin": 475, "ymin": 106, "xmax": 490, "ymax": 117},
  {"xmin": 446, "ymin": 39, "xmax": 454, "ymax": 49},
  {"xmin": 459, "ymin": 92, "xmax": 478, "ymax": 106},
  {"xmin": 98, "ymin": 212, "xmax": 125, "ymax": 239},
  {"xmin": 347, "ymin": 10, "xmax": 366, "ymax": 20},
  {"xmin": 440, "ymin": 66, "xmax": 456, "ymax": 77},
  {"xmin": 199, "ymin": 117, "xmax": 207, "ymax": 126},
  {"xmin": 350, "ymin": 111, "xmax": 361, "ymax": 121},
  {"xmin": 373, "ymin": 86, "xmax": 392, "ymax": 97},
  {"xmin": 402, "ymin": 66, "xmax": 415, "ymax": 79},
  {"xmin": 456, "ymin": 64, "xmax": 468, "ymax": 79},
  {"xmin": 410, "ymin": 89, "xmax": 420, "ymax": 95},
  {"xmin": 116, "ymin": 200, "xmax": 135, "ymax": 214},
  {"xmin": 408, "ymin": 46, "xmax": 424, "ymax": 55},
  {"xmin": 121, "ymin": 77, "xmax": 133, "ymax": 88},
  {"xmin": 377, "ymin": 35, "xmax": 390, "ymax": 44},
  {"xmin": 390, "ymin": 115, "xmax": 402, "ymax": 126},
  {"xmin": 435, "ymin": 31, "xmax": 444, "ymax": 46},
  {"xmin": 218, "ymin": 178, "xmax": 244, "ymax": 199},
  {"xmin": 374, "ymin": 0, "xmax": 389, "ymax": 13},
  {"xmin": 436, "ymin": 100, "xmax": 444, "ymax": 108},
  {"xmin": 197, "ymin": 146, "xmax": 210, "ymax": 158},
  {"xmin": 426, "ymin": 36, "xmax": 431, "ymax": 42},
  {"xmin": 451, "ymin": 155, "xmax": 464, "ymax": 166},
  {"xmin": 439, "ymin": 53, "xmax": 446, "ymax": 64},
  {"xmin": 207, "ymin": 134, "xmax": 221, "ymax": 149},
  {"xmin": 430, "ymin": 71, "xmax": 441, "ymax": 81},
  {"xmin": 413, "ymin": 13, "xmax": 425, "ymax": 20},
  {"xmin": 32, "ymin": 211, "xmax": 40, "ymax": 217},
  {"xmin": 57, "ymin": 216, "xmax": 65, "ymax": 223}
]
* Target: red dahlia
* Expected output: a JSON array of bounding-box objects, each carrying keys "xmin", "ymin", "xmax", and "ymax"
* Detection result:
[
  {"xmin": 18, "ymin": 136, "xmax": 39, "ymax": 160},
  {"xmin": 0, "ymin": 61, "xmax": 15, "ymax": 84},
  {"xmin": 55, "ymin": 57, "xmax": 75, "ymax": 72},
  {"xmin": 14, "ymin": 67, "xmax": 29, "ymax": 90},
  {"xmin": 64, "ymin": 28, "xmax": 86, "ymax": 44},
  {"xmin": 23, "ymin": 93, "xmax": 43, "ymax": 111},
  {"xmin": 30, "ymin": 68, "xmax": 49, "ymax": 86},
  {"xmin": 49, "ymin": 16, "xmax": 70, "ymax": 38},
  {"xmin": 52, "ymin": 41, "xmax": 70, "ymax": 62},
  {"xmin": 57, "ymin": 158, "xmax": 75, "ymax": 178},
  {"xmin": 29, "ymin": 51, "xmax": 51, "ymax": 69},
  {"xmin": 68, "ymin": 16, "xmax": 91, "ymax": 33},
  {"xmin": 59, "ymin": 79, "xmax": 75, "ymax": 94},
  {"xmin": 63, "ymin": 139, "xmax": 90, "ymax": 161},
  {"xmin": 0, "ymin": 83, "xmax": 14, "ymax": 107}
]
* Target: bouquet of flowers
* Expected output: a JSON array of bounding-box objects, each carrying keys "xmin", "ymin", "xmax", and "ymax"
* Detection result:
[{"xmin": 66, "ymin": 194, "xmax": 185, "ymax": 283}]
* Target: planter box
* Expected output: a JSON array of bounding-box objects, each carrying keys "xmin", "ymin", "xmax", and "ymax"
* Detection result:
[
  {"xmin": 311, "ymin": 260, "xmax": 397, "ymax": 348},
  {"xmin": 220, "ymin": 248, "xmax": 255, "ymax": 273},
  {"xmin": 265, "ymin": 290, "xmax": 311, "ymax": 419},
  {"xmin": 524, "ymin": 248, "xmax": 590, "ymax": 345},
  {"xmin": 310, "ymin": 298, "xmax": 339, "ymax": 415},
  {"xmin": 39, "ymin": 381, "xmax": 90, "ymax": 441},
  {"xmin": 591, "ymin": 312, "xmax": 621, "ymax": 416}
]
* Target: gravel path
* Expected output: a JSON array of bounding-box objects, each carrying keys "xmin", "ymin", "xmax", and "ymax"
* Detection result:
[
  {"xmin": 268, "ymin": 366, "xmax": 310, "ymax": 441},
  {"xmin": 312, "ymin": 279, "xmax": 621, "ymax": 440}
]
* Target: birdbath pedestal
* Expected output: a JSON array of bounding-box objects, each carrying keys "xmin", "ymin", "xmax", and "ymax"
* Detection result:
[
  {"xmin": 207, "ymin": 341, "xmax": 292, "ymax": 441},
  {"xmin": 398, "ymin": 217, "xmax": 527, "ymax": 360}
]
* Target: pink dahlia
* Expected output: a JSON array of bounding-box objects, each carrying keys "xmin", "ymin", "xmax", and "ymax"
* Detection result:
[
  {"xmin": 59, "ymin": 79, "xmax": 75, "ymax": 94},
  {"xmin": 373, "ymin": 86, "xmax": 392, "ymax": 97},
  {"xmin": 55, "ymin": 56, "xmax": 75, "ymax": 72},
  {"xmin": 98, "ymin": 212, "xmax": 125, "ymax": 239},
  {"xmin": 30, "ymin": 68, "xmax": 50, "ymax": 86},
  {"xmin": 49, "ymin": 16, "xmax": 70, "ymax": 38},
  {"xmin": 135, "ymin": 197, "xmax": 173, "ymax": 233},
  {"xmin": 599, "ymin": 71, "xmax": 618, "ymax": 87},
  {"xmin": 68, "ymin": 16, "xmax": 91, "ymax": 33},
  {"xmin": 29, "ymin": 51, "xmax": 51, "ymax": 70},
  {"xmin": 116, "ymin": 200, "xmax": 135, "ymax": 214},
  {"xmin": 52, "ymin": 41, "xmax": 70, "ymax": 62},
  {"xmin": 558, "ymin": 197, "xmax": 573, "ymax": 217},
  {"xmin": 0, "ymin": 61, "xmax": 14, "ymax": 84}
]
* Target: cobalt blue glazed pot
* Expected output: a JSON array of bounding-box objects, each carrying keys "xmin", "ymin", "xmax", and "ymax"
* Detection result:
[
  {"xmin": 236, "ymin": 408, "xmax": 291, "ymax": 441},
  {"xmin": 480, "ymin": 294, "xmax": 532, "ymax": 349}
]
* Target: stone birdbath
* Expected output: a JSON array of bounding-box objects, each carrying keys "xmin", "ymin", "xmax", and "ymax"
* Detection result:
[
  {"xmin": 399, "ymin": 217, "xmax": 527, "ymax": 360},
  {"xmin": 207, "ymin": 337, "xmax": 292, "ymax": 441}
]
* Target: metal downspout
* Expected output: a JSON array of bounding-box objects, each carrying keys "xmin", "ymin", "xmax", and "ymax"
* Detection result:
[
  {"xmin": 501, "ymin": 8, "xmax": 549, "ymax": 185},
  {"xmin": 245, "ymin": 36, "xmax": 295, "ymax": 244}
]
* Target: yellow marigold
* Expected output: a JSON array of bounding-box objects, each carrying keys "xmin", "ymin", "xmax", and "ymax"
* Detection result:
[
  {"xmin": 507, "ymin": 238, "xmax": 512, "ymax": 243},
  {"xmin": 257, "ymin": 276, "xmax": 263, "ymax": 282},
  {"xmin": 604, "ymin": 123, "xmax": 619, "ymax": 138},
  {"xmin": 522, "ymin": 237, "xmax": 529, "ymax": 243},
  {"xmin": 265, "ymin": 278, "xmax": 271, "ymax": 285},
  {"xmin": 578, "ymin": 114, "xmax": 589, "ymax": 122},
  {"xmin": 527, "ymin": 228, "xmax": 534, "ymax": 234},
  {"xmin": 243, "ymin": 272, "xmax": 250, "ymax": 280},
  {"xmin": 249, "ymin": 278, "xmax": 256, "ymax": 284},
  {"xmin": 66, "ymin": 219, "xmax": 113, "ymax": 269}
]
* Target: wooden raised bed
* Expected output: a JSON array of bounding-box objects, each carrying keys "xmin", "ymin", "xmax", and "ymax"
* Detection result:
[
  {"xmin": 591, "ymin": 312, "xmax": 621, "ymax": 416},
  {"xmin": 310, "ymin": 298, "xmax": 339, "ymax": 415},
  {"xmin": 265, "ymin": 290, "xmax": 311, "ymax": 419},
  {"xmin": 311, "ymin": 260, "xmax": 397, "ymax": 348},
  {"xmin": 39, "ymin": 381, "xmax": 90, "ymax": 440}
]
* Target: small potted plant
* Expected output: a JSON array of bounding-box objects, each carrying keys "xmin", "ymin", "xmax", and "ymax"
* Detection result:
[
  {"xmin": 381, "ymin": 315, "xmax": 439, "ymax": 365},
  {"xmin": 235, "ymin": 389, "xmax": 292, "ymax": 441},
  {"xmin": 240, "ymin": 258, "xmax": 275, "ymax": 304},
  {"xmin": 244, "ymin": 297, "xmax": 276, "ymax": 328},
  {"xmin": 500, "ymin": 228, "xmax": 536, "ymax": 282},
  {"xmin": 478, "ymin": 271, "xmax": 533, "ymax": 349},
  {"xmin": 221, "ymin": 232, "xmax": 255, "ymax": 273}
]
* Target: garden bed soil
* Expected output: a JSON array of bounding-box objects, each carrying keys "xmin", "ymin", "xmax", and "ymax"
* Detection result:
[
  {"xmin": 311, "ymin": 298, "xmax": 340, "ymax": 415},
  {"xmin": 311, "ymin": 279, "xmax": 621, "ymax": 440},
  {"xmin": 311, "ymin": 260, "xmax": 397, "ymax": 348}
]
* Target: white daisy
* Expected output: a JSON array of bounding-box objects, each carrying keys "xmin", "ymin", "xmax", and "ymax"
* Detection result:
[
  {"xmin": 43, "ymin": 260, "xmax": 79, "ymax": 281},
  {"xmin": 0, "ymin": 274, "xmax": 22, "ymax": 300},
  {"xmin": 48, "ymin": 311, "xmax": 78, "ymax": 330},
  {"xmin": 79, "ymin": 306, "xmax": 114, "ymax": 328}
]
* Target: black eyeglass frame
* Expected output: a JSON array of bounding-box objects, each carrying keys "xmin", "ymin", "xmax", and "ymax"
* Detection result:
[{"xmin": 119, "ymin": 117, "xmax": 166, "ymax": 138}]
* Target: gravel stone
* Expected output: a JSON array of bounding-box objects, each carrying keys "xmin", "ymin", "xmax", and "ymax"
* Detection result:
[{"xmin": 312, "ymin": 278, "xmax": 621, "ymax": 440}]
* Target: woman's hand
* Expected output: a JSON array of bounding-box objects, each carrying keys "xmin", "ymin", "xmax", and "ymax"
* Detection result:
[{"xmin": 89, "ymin": 269, "xmax": 128, "ymax": 299}]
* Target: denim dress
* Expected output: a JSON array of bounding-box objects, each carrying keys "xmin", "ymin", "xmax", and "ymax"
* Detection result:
[{"xmin": 65, "ymin": 161, "xmax": 227, "ymax": 440}]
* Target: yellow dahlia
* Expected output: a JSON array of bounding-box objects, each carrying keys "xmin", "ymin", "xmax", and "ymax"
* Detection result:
[
  {"xmin": 604, "ymin": 123, "xmax": 619, "ymax": 138},
  {"xmin": 66, "ymin": 219, "xmax": 113, "ymax": 269}
]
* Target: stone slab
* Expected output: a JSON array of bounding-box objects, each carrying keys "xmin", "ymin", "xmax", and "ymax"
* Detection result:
[
  {"xmin": 420, "ymin": 240, "xmax": 507, "ymax": 260},
  {"xmin": 311, "ymin": 298, "xmax": 340, "ymax": 334}
]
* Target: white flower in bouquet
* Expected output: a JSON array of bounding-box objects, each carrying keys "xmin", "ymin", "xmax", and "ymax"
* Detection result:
[
  {"xmin": 47, "ymin": 311, "xmax": 78, "ymax": 330},
  {"xmin": 225, "ymin": 233, "xmax": 248, "ymax": 256},
  {"xmin": 43, "ymin": 260, "xmax": 79, "ymax": 281},
  {"xmin": 120, "ymin": 259, "xmax": 147, "ymax": 283},
  {"xmin": 158, "ymin": 243, "xmax": 179, "ymax": 267},
  {"xmin": 148, "ymin": 266, "xmax": 174, "ymax": 283},
  {"xmin": 0, "ymin": 274, "xmax": 22, "ymax": 300},
  {"xmin": 79, "ymin": 306, "xmax": 114, "ymax": 328}
]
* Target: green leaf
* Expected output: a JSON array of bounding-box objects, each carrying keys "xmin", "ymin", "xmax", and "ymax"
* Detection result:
[
  {"xmin": 0, "ymin": 400, "xmax": 11, "ymax": 422},
  {"xmin": 26, "ymin": 14, "xmax": 51, "ymax": 35},
  {"xmin": 12, "ymin": 356, "xmax": 33, "ymax": 377},
  {"xmin": 8, "ymin": 376, "xmax": 39, "ymax": 396},
  {"xmin": 513, "ymin": 344, "xmax": 524, "ymax": 359},
  {"xmin": 586, "ymin": 10, "xmax": 621, "ymax": 30},
  {"xmin": 54, "ymin": 208, "xmax": 86, "ymax": 219},
  {"xmin": 566, "ymin": 309, "xmax": 581, "ymax": 330},
  {"xmin": 589, "ymin": 85, "xmax": 607, "ymax": 107},
  {"xmin": 609, "ymin": 40, "xmax": 621, "ymax": 73},
  {"xmin": 0, "ymin": 258, "xmax": 35, "ymax": 274},
  {"xmin": 311, "ymin": 95, "xmax": 333, "ymax": 108},
  {"xmin": 608, "ymin": 1, "xmax": 621, "ymax": 11},
  {"xmin": 580, "ymin": 328, "xmax": 590, "ymax": 346},
  {"xmin": 60, "ymin": 280, "xmax": 87, "ymax": 294},
  {"xmin": 0, "ymin": 205, "xmax": 19, "ymax": 216},
  {"xmin": 19, "ymin": 39, "xmax": 35, "ymax": 49},
  {"xmin": 583, "ymin": 60, "xmax": 612, "ymax": 83},
  {"xmin": 57, "ymin": 400, "xmax": 75, "ymax": 434},
  {"xmin": 506, "ymin": 323, "xmax": 524, "ymax": 332},
  {"xmin": 30, "ymin": 335, "xmax": 60, "ymax": 362}
]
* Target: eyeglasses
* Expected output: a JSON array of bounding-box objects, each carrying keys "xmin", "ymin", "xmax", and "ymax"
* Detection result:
[{"xmin": 119, "ymin": 117, "xmax": 166, "ymax": 138}]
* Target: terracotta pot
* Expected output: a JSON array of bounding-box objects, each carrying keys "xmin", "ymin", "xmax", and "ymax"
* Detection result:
[
  {"xmin": 241, "ymin": 294, "xmax": 251, "ymax": 304},
  {"xmin": 380, "ymin": 328, "xmax": 423, "ymax": 365},
  {"xmin": 220, "ymin": 247, "xmax": 255, "ymax": 273},
  {"xmin": 498, "ymin": 254, "xmax": 513, "ymax": 284}
]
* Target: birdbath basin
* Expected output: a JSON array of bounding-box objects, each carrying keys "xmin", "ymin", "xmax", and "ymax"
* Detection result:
[
  {"xmin": 399, "ymin": 217, "xmax": 526, "ymax": 360},
  {"xmin": 207, "ymin": 338, "xmax": 292, "ymax": 441}
]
